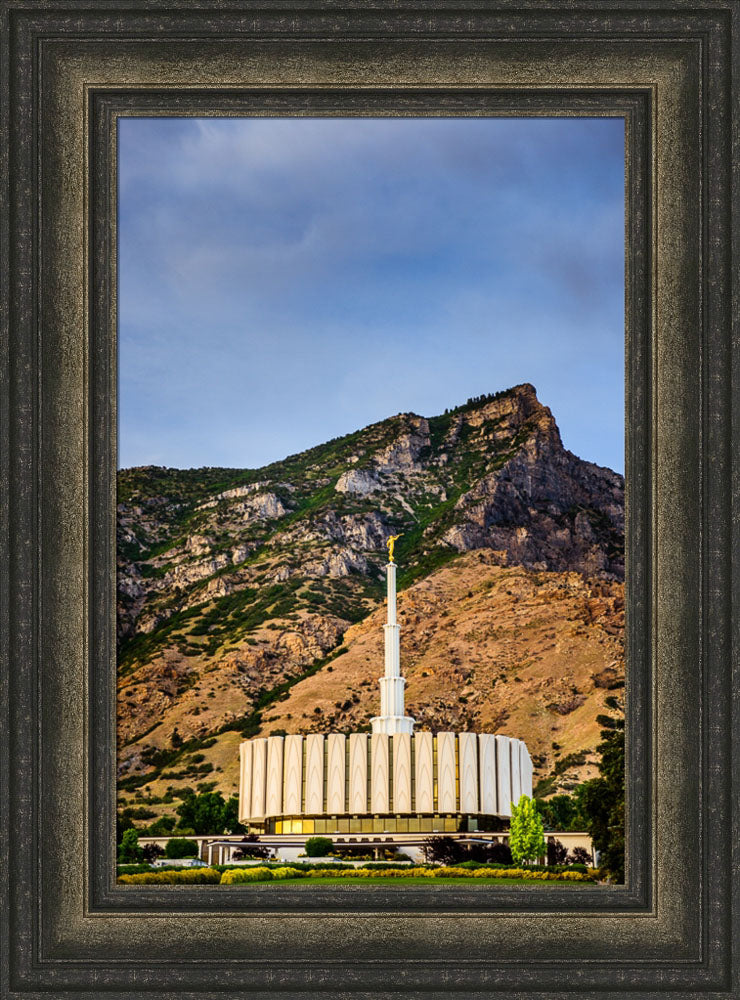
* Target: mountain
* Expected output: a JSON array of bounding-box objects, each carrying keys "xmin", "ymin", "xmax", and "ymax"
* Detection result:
[{"xmin": 116, "ymin": 383, "xmax": 624, "ymax": 812}]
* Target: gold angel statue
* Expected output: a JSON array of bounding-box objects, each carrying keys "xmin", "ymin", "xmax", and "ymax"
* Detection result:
[{"xmin": 386, "ymin": 534, "xmax": 401, "ymax": 563}]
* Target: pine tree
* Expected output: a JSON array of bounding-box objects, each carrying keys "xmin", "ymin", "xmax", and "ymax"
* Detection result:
[
  {"xmin": 509, "ymin": 794, "xmax": 546, "ymax": 864},
  {"xmin": 582, "ymin": 714, "xmax": 624, "ymax": 882}
]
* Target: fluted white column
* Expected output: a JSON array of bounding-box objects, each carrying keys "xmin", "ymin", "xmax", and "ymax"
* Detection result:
[{"xmin": 238, "ymin": 740, "xmax": 253, "ymax": 823}]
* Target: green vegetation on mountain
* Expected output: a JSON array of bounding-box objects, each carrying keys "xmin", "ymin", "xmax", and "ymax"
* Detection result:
[{"xmin": 117, "ymin": 384, "xmax": 624, "ymax": 807}]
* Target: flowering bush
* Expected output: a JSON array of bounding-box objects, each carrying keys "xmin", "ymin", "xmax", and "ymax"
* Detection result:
[
  {"xmin": 271, "ymin": 867, "xmax": 307, "ymax": 880},
  {"xmin": 119, "ymin": 863, "xmax": 595, "ymax": 886},
  {"xmin": 219, "ymin": 866, "xmax": 310, "ymax": 884},
  {"xmin": 220, "ymin": 866, "xmax": 275, "ymax": 884},
  {"xmin": 293, "ymin": 866, "xmax": 594, "ymax": 882},
  {"xmin": 117, "ymin": 867, "xmax": 221, "ymax": 885}
]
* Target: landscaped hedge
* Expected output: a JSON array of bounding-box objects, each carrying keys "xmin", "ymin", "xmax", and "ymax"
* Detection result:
[
  {"xmin": 296, "ymin": 867, "xmax": 594, "ymax": 881},
  {"xmin": 117, "ymin": 867, "xmax": 222, "ymax": 885},
  {"xmin": 220, "ymin": 866, "xmax": 308, "ymax": 884},
  {"xmin": 117, "ymin": 864, "xmax": 597, "ymax": 885},
  {"xmin": 216, "ymin": 866, "xmax": 595, "ymax": 884}
]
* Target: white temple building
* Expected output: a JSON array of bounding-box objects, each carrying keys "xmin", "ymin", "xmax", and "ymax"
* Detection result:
[{"xmin": 238, "ymin": 548, "xmax": 533, "ymax": 836}]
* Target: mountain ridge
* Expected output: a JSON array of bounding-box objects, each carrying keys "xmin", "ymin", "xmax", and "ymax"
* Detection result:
[{"xmin": 116, "ymin": 383, "xmax": 624, "ymax": 807}]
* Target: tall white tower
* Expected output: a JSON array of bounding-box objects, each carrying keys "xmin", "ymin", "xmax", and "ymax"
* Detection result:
[{"xmin": 370, "ymin": 558, "xmax": 415, "ymax": 735}]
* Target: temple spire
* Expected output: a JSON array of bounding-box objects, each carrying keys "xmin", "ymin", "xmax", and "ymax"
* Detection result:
[{"xmin": 370, "ymin": 540, "xmax": 415, "ymax": 736}]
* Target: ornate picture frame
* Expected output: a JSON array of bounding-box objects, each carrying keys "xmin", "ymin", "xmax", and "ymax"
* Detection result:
[{"xmin": 1, "ymin": 2, "xmax": 737, "ymax": 997}]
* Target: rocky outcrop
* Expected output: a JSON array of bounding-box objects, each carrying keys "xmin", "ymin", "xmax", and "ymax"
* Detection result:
[
  {"xmin": 304, "ymin": 547, "xmax": 370, "ymax": 579},
  {"xmin": 185, "ymin": 534, "xmax": 214, "ymax": 557},
  {"xmin": 372, "ymin": 416, "xmax": 430, "ymax": 472},
  {"xmin": 117, "ymin": 385, "xmax": 623, "ymax": 647},
  {"xmin": 335, "ymin": 468, "xmax": 381, "ymax": 495},
  {"xmin": 442, "ymin": 411, "xmax": 624, "ymax": 579},
  {"xmin": 232, "ymin": 492, "xmax": 288, "ymax": 521},
  {"xmin": 116, "ymin": 384, "xmax": 625, "ymax": 802},
  {"xmin": 165, "ymin": 553, "xmax": 231, "ymax": 588}
]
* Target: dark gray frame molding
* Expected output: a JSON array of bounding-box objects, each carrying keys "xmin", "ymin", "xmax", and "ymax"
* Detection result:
[{"xmin": 1, "ymin": 2, "xmax": 737, "ymax": 997}]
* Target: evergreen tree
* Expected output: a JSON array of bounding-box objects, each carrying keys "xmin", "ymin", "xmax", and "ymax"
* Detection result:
[
  {"xmin": 582, "ymin": 713, "xmax": 625, "ymax": 882},
  {"xmin": 509, "ymin": 794, "xmax": 546, "ymax": 864}
]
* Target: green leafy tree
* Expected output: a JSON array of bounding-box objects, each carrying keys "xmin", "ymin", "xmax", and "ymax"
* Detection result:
[
  {"xmin": 118, "ymin": 827, "xmax": 143, "ymax": 863},
  {"xmin": 164, "ymin": 837, "xmax": 199, "ymax": 859},
  {"xmin": 147, "ymin": 815, "xmax": 177, "ymax": 837},
  {"xmin": 175, "ymin": 790, "xmax": 246, "ymax": 836},
  {"xmin": 221, "ymin": 795, "xmax": 246, "ymax": 835},
  {"xmin": 536, "ymin": 789, "xmax": 591, "ymax": 832},
  {"xmin": 536, "ymin": 795, "xmax": 573, "ymax": 831},
  {"xmin": 304, "ymin": 836, "xmax": 333, "ymax": 857},
  {"xmin": 569, "ymin": 783, "xmax": 596, "ymax": 830},
  {"xmin": 175, "ymin": 788, "xmax": 246, "ymax": 836},
  {"xmin": 116, "ymin": 807, "xmax": 142, "ymax": 845},
  {"xmin": 176, "ymin": 790, "xmax": 227, "ymax": 835},
  {"xmin": 509, "ymin": 794, "xmax": 546, "ymax": 864}
]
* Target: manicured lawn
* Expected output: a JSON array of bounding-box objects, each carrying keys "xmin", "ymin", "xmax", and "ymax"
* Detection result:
[{"xmin": 246, "ymin": 877, "xmax": 595, "ymax": 886}]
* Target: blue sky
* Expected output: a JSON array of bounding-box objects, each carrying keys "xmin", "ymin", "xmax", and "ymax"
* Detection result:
[{"xmin": 118, "ymin": 117, "xmax": 624, "ymax": 474}]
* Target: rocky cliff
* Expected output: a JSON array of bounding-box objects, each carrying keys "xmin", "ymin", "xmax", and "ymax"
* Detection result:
[{"xmin": 117, "ymin": 384, "xmax": 624, "ymax": 808}]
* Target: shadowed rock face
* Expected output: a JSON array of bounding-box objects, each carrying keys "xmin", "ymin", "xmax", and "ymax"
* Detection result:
[
  {"xmin": 115, "ymin": 384, "xmax": 624, "ymax": 802},
  {"xmin": 443, "ymin": 408, "xmax": 623, "ymax": 579}
]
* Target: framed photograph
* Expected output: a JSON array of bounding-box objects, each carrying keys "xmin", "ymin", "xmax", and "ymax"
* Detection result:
[
  {"xmin": 115, "ymin": 114, "xmax": 626, "ymax": 878},
  {"xmin": 2, "ymin": 2, "xmax": 737, "ymax": 998}
]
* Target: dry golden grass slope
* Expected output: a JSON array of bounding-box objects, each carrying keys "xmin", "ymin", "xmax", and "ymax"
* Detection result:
[
  {"xmin": 257, "ymin": 549, "xmax": 624, "ymax": 791},
  {"xmin": 118, "ymin": 549, "xmax": 623, "ymax": 813}
]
